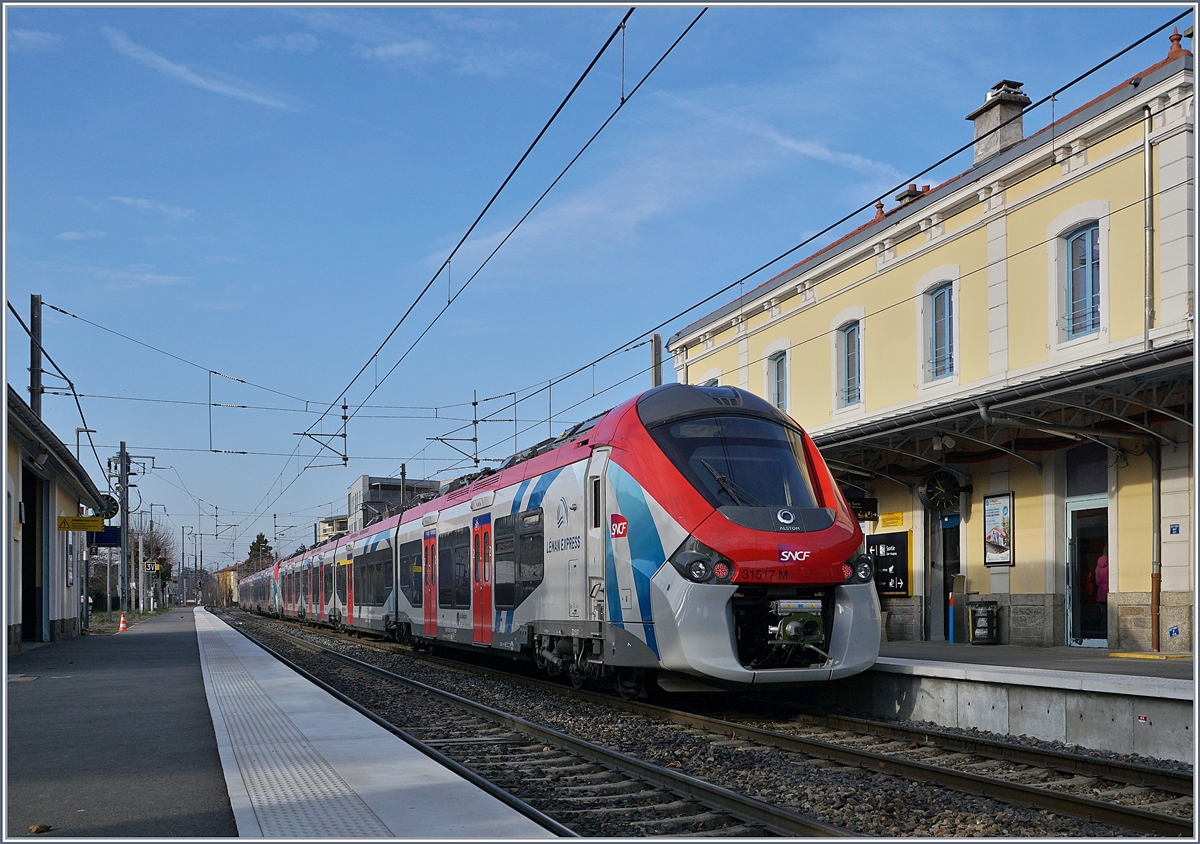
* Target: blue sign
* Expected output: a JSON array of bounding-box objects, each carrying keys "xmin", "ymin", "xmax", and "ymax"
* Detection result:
[
  {"xmin": 1169, "ymin": 625, "xmax": 1180, "ymax": 638},
  {"xmin": 1169, "ymin": 524, "xmax": 1180, "ymax": 535},
  {"xmin": 87, "ymin": 526, "xmax": 121, "ymax": 547}
]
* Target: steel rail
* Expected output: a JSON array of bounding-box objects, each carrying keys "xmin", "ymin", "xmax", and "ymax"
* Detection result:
[
  {"xmin": 589, "ymin": 701, "xmax": 1193, "ymax": 837},
  {"xmin": 366, "ymin": 641, "xmax": 1191, "ymax": 835},
  {"xmin": 798, "ymin": 710, "xmax": 1193, "ymax": 795},
  {"xmin": 259, "ymin": 625, "xmax": 855, "ymax": 838}
]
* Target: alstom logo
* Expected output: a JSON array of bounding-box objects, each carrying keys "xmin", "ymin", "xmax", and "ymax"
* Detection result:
[{"xmin": 779, "ymin": 549, "xmax": 811, "ymax": 563}]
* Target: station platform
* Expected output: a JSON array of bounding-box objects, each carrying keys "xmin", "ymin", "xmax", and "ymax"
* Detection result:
[
  {"xmin": 878, "ymin": 639, "xmax": 1193, "ymax": 699},
  {"xmin": 813, "ymin": 639, "xmax": 1195, "ymax": 764},
  {"xmin": 6, "ymin": 607, "xmax": 557, "ymax": 838}
]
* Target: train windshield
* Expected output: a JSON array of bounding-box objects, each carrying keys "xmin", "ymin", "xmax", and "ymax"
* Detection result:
[{"xmin": 649, "ymin": 414, "xmax": 819, "ymax": 510}]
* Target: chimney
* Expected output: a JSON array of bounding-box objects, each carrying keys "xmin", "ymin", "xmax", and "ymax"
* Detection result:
[{"xmin": 966, "ymin": 79, "xmax": 1032, "ymax": 164}]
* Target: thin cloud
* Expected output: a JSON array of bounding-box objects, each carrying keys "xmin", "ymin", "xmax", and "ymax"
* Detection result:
[
  {"xmin": 9, "ymin": 29, "xmax": 62, "ymax": 52},
  {"xmin": 673, "ymin": 98, "xmax": 905, "ymax": 181},
  {"xmin": 353, "ymin": 39, "xmax": 437, "ymax": 65},
  {"xmin": 57, "ymin": 230, "xmax": 105, "ymax": 241},
  {"xmin": 104, "ymin": 27, "xmax": 290, "ymax": 110},
  {"xmin": 110, "ymin": 195, "xmax": 194, "ymax": 220},
  {"xmin": 254, "ymin": 32, "xmax": 319, "ymax": 52}
]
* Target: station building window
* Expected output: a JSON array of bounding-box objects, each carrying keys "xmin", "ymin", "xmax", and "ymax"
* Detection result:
[
  {"xmin": 1066, "ymin": 222, "xmax": 1101, "ymax": 338},
  {"xmin": 839, "ymin": 321, "xmax": 861, "ymax": 406},
  {"xmin": 928, "ymin": 283, "xmax": 954, "ymax": 380},
  {"xmin": 769, "ymin": 352, "xmax": 788, "ymax": 411}
]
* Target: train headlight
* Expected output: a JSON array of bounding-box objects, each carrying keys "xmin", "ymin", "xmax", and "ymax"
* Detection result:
[
  {"xmin": 680, "ymin": 553, "xmax": 712, "ymax": 583},
  {"xmin": 669, "ymin": 537, "xmax": 735, "ymax": 584},
  {"xmin": 845, "ymin": 553, "xmax": 874, "ymax": 584}
]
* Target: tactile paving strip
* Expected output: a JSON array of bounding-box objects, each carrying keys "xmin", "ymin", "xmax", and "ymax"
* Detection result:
[{"xmin": 199, "ymin": 627, "xmax": 393, "ymax": 837}]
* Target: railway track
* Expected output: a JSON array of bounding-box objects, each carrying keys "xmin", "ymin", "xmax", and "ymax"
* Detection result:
[
  {"xmin": 228, "ymin": 610, "xmax": 1193, "ymax": 836},
  {"xmin": 230, "ymin": 616, "xmax": 851, "ymax": 837}
]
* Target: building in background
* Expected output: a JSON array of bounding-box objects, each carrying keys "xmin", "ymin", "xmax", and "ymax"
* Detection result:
[
  {"xmin": 668, "ymin": 34, "xmax": 1193, "ymax": 651},
  {"xmin": 314, "ymin": 514, "xmax": 349, "ymax": 547},
  {"xmin": 6, "ymin": 385, "xmax": 104, "ymax": 652},
  {"xmin": 345, "ymin": 474, "xmax": 439, "ymax": 535},
  {"xmin": 213, "ymin": 564, "xmax": 239, "ymax": 607}
]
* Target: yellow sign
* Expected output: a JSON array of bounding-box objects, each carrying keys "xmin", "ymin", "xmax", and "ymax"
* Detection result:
[
  {"xmin": 58, "ymin": 516, "xmax": 104, "ymax": 531},
  {"xmin": 880, "ymin": 512, "xmax": 904, "ymax": 528}
]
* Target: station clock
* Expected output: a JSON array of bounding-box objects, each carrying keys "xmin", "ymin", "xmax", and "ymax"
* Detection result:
[{"xmin": 917, "ymin": 470, "xmax": 961, "ymax": 510}]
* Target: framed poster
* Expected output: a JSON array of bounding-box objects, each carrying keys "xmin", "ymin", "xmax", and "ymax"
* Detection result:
[{"xmin": 983, "ymin": 492, "xmax": 1013, "ymax": 566}]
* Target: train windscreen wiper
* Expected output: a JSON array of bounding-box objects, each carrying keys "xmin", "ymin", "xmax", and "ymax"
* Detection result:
[{"xmin": 699, "ymin": 459, "xmax": 764, "ymax": 508}]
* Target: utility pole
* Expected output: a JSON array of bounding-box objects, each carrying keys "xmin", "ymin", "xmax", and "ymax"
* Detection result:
[
  {"xmin": 400, "ymin": 464, "xmax": 407, "ymax": 509},
  {"xmin": 138, "ymin": 531, "xmax": 145, "ymax": 614},
  {"xmin": 651, "ymin": 333, "xmax": 663, "ymax": 387},
  {"xmin": 29, "ymin": 294, "xmax": 43, "ymax": 416},
  {"xmin": 118, "ymin": 442, "xmax": 129, "ymax": 613}
]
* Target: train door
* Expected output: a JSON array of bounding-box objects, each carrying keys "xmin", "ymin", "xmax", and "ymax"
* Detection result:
[
  {"xmin": 317, "ymin": 556, "xmax": 325, "ymax": 621},
  {"xmin": 584, "ymin": 448, "xmax": 611, "ymax": 623},
  {"xmin": 346, "ymin": 547, "xmax": 355, "ymax": 626},
  {"xmin": 335, "ymin": 554, "xmax": 347, "ymax": 625},
  {"xmin": 301, "ymin": 565, "xmax": 309, "ymax": 618},
  {"xmin": 472, "ymin": 514, "xmax": 493, "ymax": 645},
  {"xmin": 423, "ymin": 529, "xmax": 437, "ymax": 635},
  {"xmin": 311, "ymin": 564, "xmax": 318, "ymax": 619}
]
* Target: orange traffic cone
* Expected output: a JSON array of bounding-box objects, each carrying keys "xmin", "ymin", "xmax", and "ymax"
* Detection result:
[{"xmin": 118, "ymin": 613, "xmax": 127, "ymax": 632}]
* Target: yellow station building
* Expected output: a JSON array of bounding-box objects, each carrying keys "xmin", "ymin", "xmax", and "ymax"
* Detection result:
[{"xmin": 668, "ymin": 33, "xmax": 1194, "ymax": 652}]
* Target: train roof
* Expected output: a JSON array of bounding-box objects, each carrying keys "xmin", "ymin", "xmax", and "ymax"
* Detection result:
[{"xmin": 249, "ymin": 384, "xmax": 795, "ymax": 584}]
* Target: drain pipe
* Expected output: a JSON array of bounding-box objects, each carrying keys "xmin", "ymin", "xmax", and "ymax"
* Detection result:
[
  {"xmin": 1144, "ymin": 105, "xmax": 1155, "ymax": 351},
  {"xmin": 1150, "ymin": 439, "xmax": 1162, "ymax": 651}
]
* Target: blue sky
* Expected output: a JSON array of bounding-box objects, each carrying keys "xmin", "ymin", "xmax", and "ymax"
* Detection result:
[{"xmin": 4, "ymin": 4, "xmax": 1190, "ymax": 568}]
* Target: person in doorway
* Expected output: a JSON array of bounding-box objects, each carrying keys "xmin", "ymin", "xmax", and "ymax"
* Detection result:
[{"xmin": 1095, "ymin": 549, "xmax": 1110, "ymax": 634}]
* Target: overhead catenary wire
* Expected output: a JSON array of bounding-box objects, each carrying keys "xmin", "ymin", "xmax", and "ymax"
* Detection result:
[
  {"xmin": 434, "ymin": 9, "xmax": 1196, "ymax": 448},
  {"xmin": 459, "ymin": 166, "xmax": 1195, "ymax": 473},
  {"xmin": 299, "ymin": 8, "xmax": 637, "ymax": 443},
  {"xmin": 233, "ymin": 9, "xmax": 702, "ymax": 548},
  {"xmin": 351, "ymin": 9, "xmax": 708, "ymax": 431}
]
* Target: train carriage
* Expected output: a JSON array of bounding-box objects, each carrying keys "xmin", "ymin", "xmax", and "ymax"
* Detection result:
[{"xmin": 245, "ymin": 384, "xmax": 880, "ymax": 694}]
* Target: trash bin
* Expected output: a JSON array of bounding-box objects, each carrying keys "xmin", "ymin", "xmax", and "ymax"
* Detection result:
[{"xmin": 969, "ymin": 601, "xmax": 999, "ymax": 645}]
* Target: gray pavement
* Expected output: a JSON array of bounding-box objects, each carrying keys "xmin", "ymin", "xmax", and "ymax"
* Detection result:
[
  {"xmin": 880, "ymin": 639, "xmax": 1193, "ymax": 680},
  {"xmin": 6, "ymin": 610, "xmax": 237, "ymax": 837}
]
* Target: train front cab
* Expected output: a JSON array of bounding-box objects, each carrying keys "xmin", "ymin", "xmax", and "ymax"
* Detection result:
[{"xmin": 599, "ymin": 385, "xmax": 881, "ymax": 687}]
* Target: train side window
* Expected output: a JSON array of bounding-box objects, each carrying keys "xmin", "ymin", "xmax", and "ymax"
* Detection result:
[
  {"xmin": 484, "ymin": 529, "xmax": 490, "ymax": 582},
  {"xmin": 474, "ymin": 534, "xmax": 481, "ymax": 582},
  {"xmin": 591, "ymin": 477, "xmax": 601, "ymax": 529},
  {"xmin": 438, "ymin": 540, "xmax": 453, "ymax": 608},
  {"xmin": 323, "ymin": 564, "xmax": 332, "ymax": 605},
  {"xmin": 336, "ymin": 561, "xmax": 347, "ymax": 603},
  {"xmin": 438, "ymin": 527, "xmax": 471, "ymax": 609},
  {"xmin": 398, "ymin": 540, "xmax": 421, "ymax": 607},
  {"xmin": 494, "ymin": 515, "xmax": 517, "ymax": 609},
  {"xmin": 518, "ymin": 530, "xmax": 543, "ymax": 604},
  {"xmin": 453, "ymin": 537, "xmax": 470, "ymax": 608}
]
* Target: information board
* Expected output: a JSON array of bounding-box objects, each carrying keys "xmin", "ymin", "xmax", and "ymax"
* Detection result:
[
  {"xmin": 866, "ymin": 530, "xmax": 911, "ymax": 596},
  {"xmin": 87, "ymin": 526, "xmax": 121, "ymax": 547}
]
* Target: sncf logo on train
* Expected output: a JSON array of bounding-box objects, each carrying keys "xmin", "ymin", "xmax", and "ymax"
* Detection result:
[
  {"xmin": 778, "ymin": 549, "xmax": 812, "ymax": 562},
  {"xmin": 609, "ymin": 514, "xmax": 628, "ymax": 538}
]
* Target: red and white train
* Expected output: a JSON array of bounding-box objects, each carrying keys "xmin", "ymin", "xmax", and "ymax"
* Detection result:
[{"xmin": 241, "ymin": 384, "xmax": 880, "ymax": 694}]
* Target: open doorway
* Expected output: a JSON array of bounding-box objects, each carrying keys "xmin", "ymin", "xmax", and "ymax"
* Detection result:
[
  {"xmin": 20, "ymin": 467, "xmax": 43, "ymax": 643},
  {"xmin": 924, "ymin": 511, "xmax": 961, "ymax": 641},
  {"xmin": 1067, "ymin": 497, "xmax": 1108, "ymax": 646}
]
